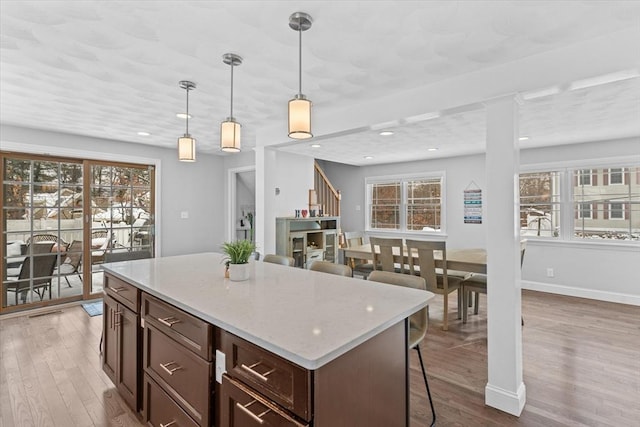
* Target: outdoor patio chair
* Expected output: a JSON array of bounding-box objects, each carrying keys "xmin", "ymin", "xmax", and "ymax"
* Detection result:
[
  {"xmin": 54, "ymin": 239, "xmax": 83, "ymax": 287},
  {"xmin": 4, "ymin": 249, "xmax": 58, "ymax": 304}
]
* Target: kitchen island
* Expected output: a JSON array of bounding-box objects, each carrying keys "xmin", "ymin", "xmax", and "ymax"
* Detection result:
[{"xmin": 101, "ymin": 252, "xmax": 433, "ymax": 427}]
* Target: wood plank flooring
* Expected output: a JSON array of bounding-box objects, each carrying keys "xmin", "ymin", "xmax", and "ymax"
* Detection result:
[{"xmin": 1, "ymin": 290, "xmax": 639, "ymax": 426}]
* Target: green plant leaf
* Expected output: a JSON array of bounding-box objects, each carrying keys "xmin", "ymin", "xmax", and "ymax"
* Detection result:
[{"xmin": 221, "ymin": 239, "xmax": 256, "ymax": 264}]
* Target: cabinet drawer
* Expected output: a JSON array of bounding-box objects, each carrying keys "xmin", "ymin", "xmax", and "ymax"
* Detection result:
[
  {"xmin": 220, "ymin": 375, "xmax": 308, "ymax": 427},
  {"xmin": 144, "ymin": 374, "xmax": 199, "ymax": 427},
  {"xmin": 144, "ymin": 323, "xmax": 212, "ymax": 426},
  {"xmin": 104, "ymin": 274, "xmax": 139, "ymax": 312},
  {"xmin": 142, "ymin": 293, "xmax": 213, "ymax": 360},
  {"xmin": 221, "ymin": 331, "xmax": 311, "ymax": 421}
]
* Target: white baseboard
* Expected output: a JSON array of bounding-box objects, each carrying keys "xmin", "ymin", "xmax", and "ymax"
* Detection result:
[
  {"xmin": 485, "ymin": 382, "xmax": 526, "ymax": 416},
  {"xmin": 522, "ymin": 280, "xmax": 640, "ymax": 306}
]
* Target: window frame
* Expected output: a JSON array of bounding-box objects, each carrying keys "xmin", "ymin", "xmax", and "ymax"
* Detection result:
[
  {"xmin": 521, "ymin": 159, "xmax": 638, "ymax": 244},
  {"xmin": 365, "ymin": 171, "xmax": 446, "ymax": 235}
]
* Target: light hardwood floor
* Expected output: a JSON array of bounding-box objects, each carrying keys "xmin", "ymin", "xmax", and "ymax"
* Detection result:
[{"xmin": 1, "ymin": 290, "xmax": 638, "ymax": 426}]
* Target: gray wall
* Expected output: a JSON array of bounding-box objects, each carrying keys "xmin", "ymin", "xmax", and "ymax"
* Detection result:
[
  {"xmin": 320, "ymin": 137, "xmax": 640, "ymax": 304},
  {"xmin": 1, "ymin": 124, "xmax": 225, "ymax": 256}
]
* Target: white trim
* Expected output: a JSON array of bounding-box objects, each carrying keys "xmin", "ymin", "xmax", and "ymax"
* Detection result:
[
  {"xmin": 365, "ymin": 171, "xmax": 446, "ymax": 233},
  {"xmin": 520, "ymin": 153, "xmax": 640, "ymax": 172},
  {"xmin": 1, "ymin": 140, "xmax": 162, "ymax": 256},
  {"xmin": 485, "ymin": 382, "xmax": 526, "ymax": 416},
  {"xmin": 522, "ymin": 280, "xmax": 640, "ymax": 306},
  {"xmin": 227, "ymin": 165, "xmax": 255, "ymax": 242}
]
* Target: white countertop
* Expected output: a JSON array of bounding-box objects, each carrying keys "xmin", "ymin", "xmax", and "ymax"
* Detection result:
[{"xmin": 102, "ymin": 253, "xmax": 433, "ymax": 370}]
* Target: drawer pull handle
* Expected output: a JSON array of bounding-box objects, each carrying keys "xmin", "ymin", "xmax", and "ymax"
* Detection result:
[
  {"xmin": 159, "ymin": 421, "xmax": 176, "ymax": 427},
  {"xmin": 236, "ymin": 400, "xmax": 270, "ymax": 424},
  {"xmin": 241, "ymin": 362, "xmax": 274, "ymax": 382},
  {"xmin": 159, "ymin": 361, "xmax": 182, "ymax": 376},
  {"xmin": 114, "ymin": 310, "xmax": 122, "ymax": 327},
  {"xmin": 110, "ymin": 286, "xmax": 126, "ymax": 293},
  {"xmin": 158, "ymin": 316, "xmax": 181, "ymax": 327}
]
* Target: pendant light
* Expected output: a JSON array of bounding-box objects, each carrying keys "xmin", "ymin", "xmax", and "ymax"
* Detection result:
[
  {"xmin": 288, "ymin": 12, "xmax": 313, "ymax": 140},
  {"xmin": 177, "ymin": 80, "xmax": 196, "ymax": 162},
  {"xmin": 220, "ymin": 53, "xmax": 242, "ymax": 153}
]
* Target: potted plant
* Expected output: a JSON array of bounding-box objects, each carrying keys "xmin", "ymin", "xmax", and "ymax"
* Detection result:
[{"xmin": 221, "ymin": 239, "xmax": 256, "ymax": 281}]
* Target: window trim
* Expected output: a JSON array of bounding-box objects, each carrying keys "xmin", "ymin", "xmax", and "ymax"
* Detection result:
[
  {"xmin": 521, "ymin": 158, "xmax": 638, "ymax": 244},
  {"xmin": 365, "ymin": 171, "xmax": 446, "ymax": 235},
  {"xmin": 608, "ymin": 168, "xmax": 624, "ymax": 185}
]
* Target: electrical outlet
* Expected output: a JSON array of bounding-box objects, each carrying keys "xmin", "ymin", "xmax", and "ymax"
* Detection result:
[
  {"xmin": 546, "ymin": 268, "xmax": 554, "ymax": 278},
  {"xmin": 180, "ymin": 211, "xmax": 189, "ymax": 219},
  {"xmin": 215, "ymin": 349, "xmax": 226, "ymax": 384}
]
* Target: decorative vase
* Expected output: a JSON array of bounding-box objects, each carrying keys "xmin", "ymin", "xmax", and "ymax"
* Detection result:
[{"xmin": 228, "ymin": 263, "xmax": 250, "ymax": 281}]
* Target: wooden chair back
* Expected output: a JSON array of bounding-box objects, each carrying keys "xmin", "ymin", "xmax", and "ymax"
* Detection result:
[
  {"xmin": 405, "ymin": 239, "xmax": 447, "ymax": 295},
  {"xmin": 369, "ymin": 237, "xmax": 405, "ymax": 273}
]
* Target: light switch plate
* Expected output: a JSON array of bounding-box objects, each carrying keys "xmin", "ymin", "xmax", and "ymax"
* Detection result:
[{"xmin": 215, "ymin": 349, "xmax": 226, "ymax": 384}]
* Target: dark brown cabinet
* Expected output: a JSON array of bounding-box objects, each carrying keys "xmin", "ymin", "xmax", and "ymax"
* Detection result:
[
  {"xmin": 141, "ymin": 293, "xmax": 214, "ymax": 427},
  {"xmin": 102, "ymin": 274, "xmax": 141, "ymax": 413},
  {"xmin": 220, "ymin": 375, "xmax": 309, "ymax": 427}
]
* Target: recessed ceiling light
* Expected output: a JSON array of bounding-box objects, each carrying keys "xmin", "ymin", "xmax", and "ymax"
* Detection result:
[
  {"xmin": 311, "ymin": 144, "xmax": 321, "ymax": 148},
  {"xmin": 379, "ymin": 131, "xmax": 394, "ymax": 136},
  {"xmin": 364, "ymin": 156, "xmax": 374, "ymax": 160},
  {"xmin": 176, "ymin": 113, "xmax": 192, "ymax": 119},
  {"xmin": 427, "ymin": 147, "xmax": 438, "ymax": 152},
  {"xmin": 137, "ymin": 131, "xmax": 151, "ymax": 136},
  {"xmin": 519, "ymin": 136, "xmax": 529, "ymax": 141}
]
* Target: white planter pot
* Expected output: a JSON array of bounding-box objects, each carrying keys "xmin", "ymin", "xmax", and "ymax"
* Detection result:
[{"xmin": 228, "ymin": 263, "xmax": 250, "ymax": 281}]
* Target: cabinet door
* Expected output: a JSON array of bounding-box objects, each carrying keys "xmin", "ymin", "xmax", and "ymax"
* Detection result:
[
  {"xmin": 220, "ymin": 375, "xmax": 308, "ymax": 427},
  {"xmin": 117, "ymin": 304, "xmax": 139, "ymax": 411},
  {"xmin": 324, "ymin": 231, "xmax": 337, "ymax": 263},
  {"xmin": 102, "ymin": 295, "xmax": 118, "ymax": 384}
]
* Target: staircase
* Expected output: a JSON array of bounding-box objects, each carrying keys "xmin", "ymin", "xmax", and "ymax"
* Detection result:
[{"xmin": 313, "ymin": 161, "xmax": 341, "ymax": 217}]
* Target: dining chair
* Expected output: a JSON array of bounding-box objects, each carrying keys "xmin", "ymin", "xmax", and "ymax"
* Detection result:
[
  {"xmin": 368, "ymin": 270, "xmax": 436, "ymax": 427},
  {"xmin": 343, "ymin": 231, "xmax": 373, "ymax": 278},
  {"xmin": 55, "ymin": 239, "xmax": 83, "ymax": 287},
  {"xmin": 309, "ymin": 260, "xmax": 352, "ymax": 277},
  {"xmin": 461, "ymin": 240, "xmax": 527, "ymax": 324},
  {"xmin": 5, "ymin": 249, "xmax": 58, "ymax": 304},
  {"xmin": 405, "ymin": 239, "xmax": 466, "ymax": 331},
  {"xmin": 369, "ymin": 236, "xmax": 406, "ymax": 274},
  {"xmin": 263, "ymin": 254, "xmax": 295, "ymax": 267}
]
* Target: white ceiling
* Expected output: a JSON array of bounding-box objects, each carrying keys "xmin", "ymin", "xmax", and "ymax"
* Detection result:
[{"xmin": 1, "ymin": 1, "xmax": 639, "ymax": 166}]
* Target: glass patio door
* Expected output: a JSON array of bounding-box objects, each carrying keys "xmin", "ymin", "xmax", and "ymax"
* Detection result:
[
  {"xmin": 2, "ymin": 155, "xmax": 84, "ymax": 309},
  {"xmin": 87, "ymin": 162, "xmax": 155, "ymax": 294},
  {"xmin": 2, "ymin": 154, "xmax": 155, "ymax": 313}
]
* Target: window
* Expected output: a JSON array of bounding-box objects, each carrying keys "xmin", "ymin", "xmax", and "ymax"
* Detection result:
[
  {"xmin": 367, "ymin": 173, "xmax": 444, "ymax": 233},
  {"xmin": 609, "ymin": 202, "xmax": 624, "ymax": 219},
  {"xmin": 608, "ymin": 168, "xmax": 623, "ymax": 185},
  {"xmin": 577, "ymin": 202, "xmax": 592, "ymax": 219},
  {"xmin": 519, "ymin": 171, "xmax": 561, "ymax": 237},
  {"xmin": 520, "ymin": 164, "xmax": 638, "ymax": 242},
  {"xmin": 578, "ymin": 169, "xmax": 592, "ymax": 186}
]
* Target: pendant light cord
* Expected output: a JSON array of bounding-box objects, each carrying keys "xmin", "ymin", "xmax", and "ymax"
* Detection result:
[
  {"xmin": 298, "ymin": 27, "xmax": 302, "ymax": 96},
  {"xmin": 185, "ymin": 86, "xmax": 190, "ymax": 135},
  {"xmin": 230, "ymin": 62, "xmax": 234, "ymax": 119}
]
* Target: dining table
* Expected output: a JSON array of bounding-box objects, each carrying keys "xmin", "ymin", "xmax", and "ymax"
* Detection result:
[{"xmin": 341, "ymin": 243, "xmax": 487, "ymax": 274}]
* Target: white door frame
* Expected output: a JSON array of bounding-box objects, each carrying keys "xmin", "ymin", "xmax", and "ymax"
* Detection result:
[{"xmin": 227, "ymin": 165, "xmax": 256, "ymax": 242}]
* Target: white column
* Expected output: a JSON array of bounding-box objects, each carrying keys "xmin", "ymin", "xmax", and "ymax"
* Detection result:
[{"xmin": 484, "ymin": 95, "xmax": 526, "ymax": 415}]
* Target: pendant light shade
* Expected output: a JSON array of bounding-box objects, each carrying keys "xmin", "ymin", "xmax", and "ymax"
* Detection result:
[
  {"xmin": 220, "ymin": 119, "xmax": 241, "ymax": 152},
  {"xmin": 288, "ymin": 12, "xmax": 313, "ymax": 140},
  {"xmin": 177, "ymin": 80, "xmax": 196, "ymax": 162},
  {"xmin": 221, "ymin": 53, "xmax": 242, "ymax": 153},
  {"xmin": 178, "ymin": 135, "xmax": 196, "ymax": 161}
]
